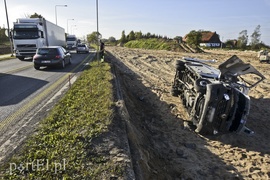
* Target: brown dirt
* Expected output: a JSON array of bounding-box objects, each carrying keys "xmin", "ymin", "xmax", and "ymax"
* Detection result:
[{"xmin": 106, "ymin": 46, "xmax": 270, "ymax": 180}]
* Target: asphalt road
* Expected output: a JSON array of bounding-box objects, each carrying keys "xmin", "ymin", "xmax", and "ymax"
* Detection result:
[{"xmin": 0, "ymin": 51, "xmax": 95, "ymax": 163}]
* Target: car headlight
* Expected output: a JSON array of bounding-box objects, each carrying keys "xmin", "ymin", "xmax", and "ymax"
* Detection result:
[{"xmin": 223, "ymin": 94, "xmax": 230, "ymax": 101}]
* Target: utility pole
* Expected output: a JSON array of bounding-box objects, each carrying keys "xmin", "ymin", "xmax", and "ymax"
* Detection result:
[
  {"xmin": 96, "ymin": 0, "xmax": 100, "ymax": 61},
  {"xmin": 55, "ymin": 5, "xmax": 67, "ymax": 25},
  {"xmin": 67, "ymin": 19, "xmax": 74, "ymax": 34},
  {"xmin": 4, "ymin": 0, "xmax": 14, "ymax": 56}
]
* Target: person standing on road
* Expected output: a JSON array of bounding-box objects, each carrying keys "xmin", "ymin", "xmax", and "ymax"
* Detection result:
[{"xmin": 100, "ymin": 40, "xmax": 105, "ymax": 62}]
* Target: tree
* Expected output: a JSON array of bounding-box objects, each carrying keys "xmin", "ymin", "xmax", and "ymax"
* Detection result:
[
  {"xmin": 225, "ymin": 39, "xmax": 237, "ymax": 48},
  {"xmin": 128, "ymin": 31, "xmax": 135, "ymax": 41},
  {"xmin": 174, "ymin": 36, "xmax": 183, "ymax": 43},
  {"xmin": 87, "ymin": 31, "xmax": 101, "ymax": 44},
  {"xmin": 237, "ymin": 30, "xmax": 248, "ymax": 49},
  {"xmin": 250, "ymin": 25, "xmax": 261, "ymax": 49},
  {"xmin": 0, "ymin": 27, "xmax": 9, "ymax": 42},
  {"xmin": 146, "ymin": 32, "xmax": 151, "ymax": 39},
  {"xmin": 186, "ymin": 30, "xmax": 202, "ymax": 47},
  {"xmin": 135, "ymin": 31, "xmax": 142, "ymax": 40},
  {"xmin": 119, "ymin": 30, "xmax": 127, "ymax": 44},
  {"xmin": 30, "ymin": 13, "xmax": 43, "ymax": 18},
  {"xmin": 108, "ymin": 36, "xmax": 116, "ymax": 43}
]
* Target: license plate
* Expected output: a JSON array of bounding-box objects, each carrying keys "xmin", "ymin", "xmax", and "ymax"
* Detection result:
[{"xmin": 41, "ymin": 60, "xmax": 50, "ymax": 63}]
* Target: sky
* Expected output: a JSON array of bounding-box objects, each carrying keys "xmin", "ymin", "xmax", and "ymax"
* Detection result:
[{"xmin": 1, "ymin": 0, "xmax": 270, "ymax": 45}]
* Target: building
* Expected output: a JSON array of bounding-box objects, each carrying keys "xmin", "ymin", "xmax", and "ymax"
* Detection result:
[
  {"xmin": 199, "ymin": 31, "xmax": 221, "ymax": 48},
  {"xmin": 183, "ymin": 31, "xmax": 222, "ymax": 48}
]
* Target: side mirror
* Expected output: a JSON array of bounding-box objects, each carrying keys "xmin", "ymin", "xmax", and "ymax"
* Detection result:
[{"xmin": 40, "ymin": 31, "xmax": 44, "ymax": 38}]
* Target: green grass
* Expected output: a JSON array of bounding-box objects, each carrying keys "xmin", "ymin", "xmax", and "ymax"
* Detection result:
[
  {"xmin": 124, "ymin": 38, "xmax": 172, "ymax": 50},
  {"xmin": 0, "ymin": 56, "xmax": 14, "ymax": 61},
  {"xmin": 0, "ymin": 60, "xmax": 123, "ymax": 179}
]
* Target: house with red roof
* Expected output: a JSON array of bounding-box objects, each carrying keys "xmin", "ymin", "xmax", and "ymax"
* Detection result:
[
  {"xmin": 200, "ymin": 31, "xmax": 221, "ymax": 47},
  {"xmin": 183, "ymin": 31, "xmax": 222, "ymax": 48}
]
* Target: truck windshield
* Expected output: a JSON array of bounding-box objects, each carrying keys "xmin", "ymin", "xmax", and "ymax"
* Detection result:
[
  {"xmin": 13, "ymin": 29, "xmax": 39, "ymax": 39},
  {"xmin": 66, "ymin": 37, "xmax": 76, "ymax": 41}
]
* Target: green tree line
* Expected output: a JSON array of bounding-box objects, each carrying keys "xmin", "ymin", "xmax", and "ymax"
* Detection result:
[
  {"xmin": 119, "ymin": 30, "xmax": 170, "ymax": 44},
  {"xmin": 0, "ymin": 27, "xmax": 9, "ymax": 44},
  {"xmin": 186, "ymin": 25, "xmax": 268, "ymax": 50},
  {"xmin": 86, "ymin": 30, "xmax": 170, "ymax": 47}
]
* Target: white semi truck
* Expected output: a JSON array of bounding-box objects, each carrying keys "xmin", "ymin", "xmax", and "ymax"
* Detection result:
[
  {"xmin": 12, "ymin": 18, "xmax": 66, "ymax": 60},
  {"xmin": 66, "ymin": 35, "xmax": 77, "ymax": 49}
]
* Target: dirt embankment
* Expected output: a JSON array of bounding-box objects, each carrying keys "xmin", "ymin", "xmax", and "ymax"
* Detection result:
[{"xmin": 106, "ymin": 46, "xmax": 270, "ymax": 179}]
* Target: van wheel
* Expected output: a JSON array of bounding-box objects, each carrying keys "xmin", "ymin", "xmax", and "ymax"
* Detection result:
[{"xmin": 194, "ymin": 79, "xmax": 210, "ymax": 93}]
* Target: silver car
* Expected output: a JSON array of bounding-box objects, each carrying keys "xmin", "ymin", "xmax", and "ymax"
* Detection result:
[{"xmin": 76, "ymin": 44, "xmax": 89, "ymax": 54}]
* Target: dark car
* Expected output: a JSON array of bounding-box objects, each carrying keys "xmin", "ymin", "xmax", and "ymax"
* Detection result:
[
  {"xmin": 33, "ymin": 46, "xmax": 71, "ymax": 70},
  {"xmin": 171, "ymin": 55, "xmax": 265, "ymax": 135}
]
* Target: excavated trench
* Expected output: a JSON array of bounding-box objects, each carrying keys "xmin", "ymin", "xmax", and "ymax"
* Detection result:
[
  {"xmin": 109, "ymin": 53, "xmax": 183, "ymax": 179},
  {"xmin": 106, "ymin": 46, "xmax": 270, "ymax": 180},
  {"xmin": 107, "ymin": 51, "xmax": 237, "ymax": 180}
]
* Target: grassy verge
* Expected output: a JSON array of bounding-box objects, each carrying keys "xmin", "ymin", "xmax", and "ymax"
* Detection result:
[
  {"xmin": 0, "ymin": 55, "xmax": 14, "ymax": 61},
  {"xmin": 0, "ymin": 60, "xmax": 123, "ymax": 179},
  {"xmin": 124, "ymin": 38, "xmax": 172, "ymax": 50}
]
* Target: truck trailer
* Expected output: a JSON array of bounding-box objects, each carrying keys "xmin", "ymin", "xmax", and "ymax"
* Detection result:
[{"xmin": 12, "ymin": 18, "xmax": 66, "ymax": 60}]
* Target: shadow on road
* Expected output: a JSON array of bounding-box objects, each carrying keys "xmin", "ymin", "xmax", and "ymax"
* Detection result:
[{"xmin": 0, "ymin": 73, "xmax": 48, "ymax": 106}]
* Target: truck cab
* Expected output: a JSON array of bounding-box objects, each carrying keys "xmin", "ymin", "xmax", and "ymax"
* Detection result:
[
  {"xmin": 66, "ymin": 35, "xmax": 77, "ymax": 50},
  {"xmin": 13, "ymin": 19, "xmax": 45, "ymax": 60}
]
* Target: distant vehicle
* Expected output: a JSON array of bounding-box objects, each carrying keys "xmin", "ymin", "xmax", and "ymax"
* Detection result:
[
  {"xmin": 76, "ymin": 44, "xmax": 89, "ymax": 53},
  {"xmin": 33, "ymin": 46, "xmax": 71, "ymax": 70},
  {"xmin": 66, "ymin": 35, "xmax": 77, "ymax": 49},
  {"xmin": 12, "ymin": 18, "xmax": 66, "ymax": 60},
  {"xmin": 258, "ymin": 50, "xmax": 270, "ymax": 63},
  {"xmin": 171, "ymin": 55, "xmax": 265, "ymax": 135}
]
